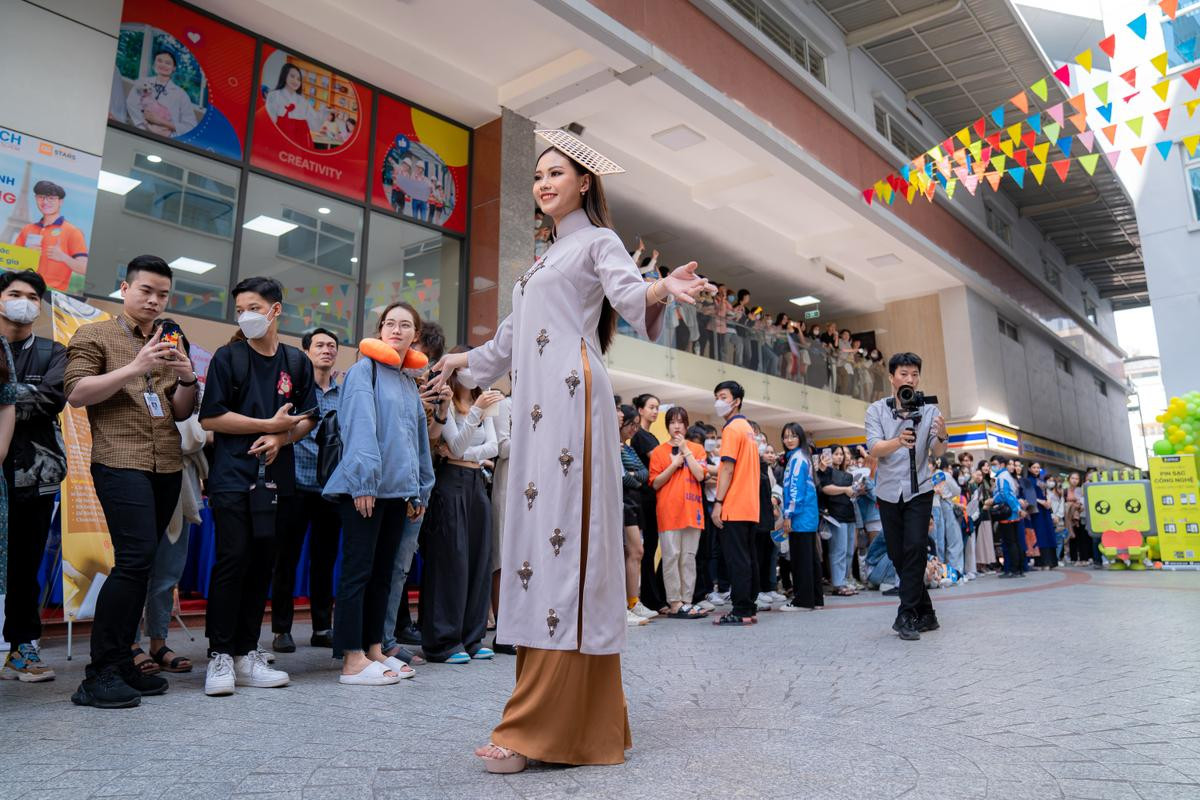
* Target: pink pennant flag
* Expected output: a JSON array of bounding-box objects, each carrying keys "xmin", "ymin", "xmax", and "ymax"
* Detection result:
[
  {"xmin": 1053, "ymin": 63, "xmax": 1072, "ymax": 87},
  {"xmin": 1106, "ymin": 150, "xmax": 1121, "ymax": 168},
  {"xmin": 1046, "ymin": 103, "xmax": 1065, "ymax": 125},
  {"xmin": 960, "ymin": 172, "xmax": 979, "ymax": 196},
  {"xmin": 1077, "ymin": 130, "xmax": 1095, "ymax": 152}
]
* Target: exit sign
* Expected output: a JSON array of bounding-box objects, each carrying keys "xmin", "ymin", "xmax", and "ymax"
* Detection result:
[{"xmin": 804, "ymin": 309, "xmax": 820, "ymax": 320}]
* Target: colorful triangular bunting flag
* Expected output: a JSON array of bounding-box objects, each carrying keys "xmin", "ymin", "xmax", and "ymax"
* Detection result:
[
  {"xmin": 1030, "ymin": 78, "xmax": 1048, "ymax": 102},
  {"xmin": 946, "ymin": 178, "xmax": 958, "ymax": 199},
  {"xmin": 1044, "ymin": 121, "xmax": 1062, "ymax": 142},
  {"xmin": 1186, "ymin": 99, "xmax": 1200, "ymax": 118},
  {"xmin": 957, "ymin": 127, "xmax": 973, "ymax": 147},
  {"xmin": 1159, "ymin": 0, "xmax": 1179, "ymax": 21},
  {"xmin": 1029, "ymin": 162, "xmax": 1047, "ymax": 185},
  {"xmin": 1047, "ymin": 103, "xmax": 1065, "ymax": 125},
  {"xmin": 1032, "ymin": 142, "xmax": 1050, "ymax": 163},
  {"xmin": 1078, "ymin": 153, "xmax": 1100, "ymax": 175},
  {"xmin": 1123, "ymin": 91, "xmax": 1140, "ymax": 104},
  {"xmin": 1183, "ymin": 67, "xmax": 1200, "ymax": 91},
  {"xmin": 1155, "ymin": 140, "xmax": 1173, "ymax": 161},
  {"xmin": 1183, "ymin": 134, "xmax": 1200, "ymax": 157},
  {"xmin": 1126, "ymin": 116, "xmax": 1144, "ymax": 137},
  {"xmin": 1057, "ymin": 136, "xmax": 1073, "ymax": 159},
  {"xmin": 1128, "ymin": 13, "xmax": 1147, "ymax": 40},
  {"xmin": 1120, "ymin": 67, "xmax": 1137, "ymax": 87},
  {"xmin": 1155, "ymin": 108, "xmax": 1172, "ymax": 130},
  {"xmin": 1013, "ymin": 149, "xmax": 1028, "ymax": 167},
  {"xmin": 999, "ymin": 139, "xmax": 1016, "ymax": 158},
  {"xmin": 1075, "ymin": 49, "xmax": 1093, "ymax": 73},
  {"xmin": 990, "ymin": 155, "xmax": 1008, "ymax": 172},
  {"xmin": 1027, "ymin": 114, "xmax": 1042, "ymax": 135},
  {"xmin": 1152, "ymin": 79, "xmax": 1171, "ymax": 102},
  {"xmin": 985, "ymin": 172, "xmax": 1002, "ymax": 192},
  {"xmin": 1101, "ymin": 124, "xmax": 1118, "ymax": 145},
  {"xmin": 1106, "ymin": 150, "xmax": 1121, "ymax": 169},
  {"xmin": 1094, "ymin": 82, "xmax": 1109, "ymax": 105},
  {"xmin": 1077, "ymin": 130, "xmax": 1095, "ymax": 152},
  {"xmin": 1008, "ymin": 166, "xmax": 1026, "ymax": 187},
  {"xmin": 1068, "ymin": 94, "xmax": 1087, "ymax": 114},
  {"xmin": 1022, "ymin": 131, "xmax": 1038, "ymax": 149},
  {"xmin": 960, "ymin": 172, "xmax": 979, "ymax": 196},
  {"xmin": 862, "ymin": 188, "xmax": 874, "ymax": 205},
  {"xmin": 1099, "ymin": 34, "xmax": 1116, "ymax": 59},
  {"xmin": 1007, "ymin": 122, "xmax": 1023, "ymax": 143},
  {"xmin": 1069, "ymin": 113, "xmax": 1089, "ymax": 133},
  {"xmin": 1010, "ymin": 91, "xmax": 1029, "ymax": 114},
  {"xmin": 1151, "ymin": 52, "xmax": 1169, "ymax": 78},
  {"xmin": 1053, "ymin": 63, "xmax": 1072, "ymax": 87},
  {"xmin": 1052, "ymin": 160, "xmax": 1071, "ymax": 182},
  {"xmin": 1131, "ymin": 145, "xmax": 1147, "ymax": 164},
  {"xmin": 1097, "ymin": 103, "xmax": 1113, "ymax": 123},
  {"xmin": 974, "ymin": 117, "xmax": 987, "ymax": 138},
  {"xmin": 990, "ymin": 106, "xmax": 1005, "ymax": 128}
]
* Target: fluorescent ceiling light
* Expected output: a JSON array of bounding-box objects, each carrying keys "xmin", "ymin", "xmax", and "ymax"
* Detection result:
[
  {"xmin": 317, "ymin": 207, "xmax": 331, "ymax": 215},
  {"xmin": 107, "ymin": 289, "xmax": 123, "ymax": 299},
  {"xmin": 789, "ymin": 295, "xmax": 820, "ymax": 307},
  {"xmin": 320, "ymin": 301, "xmax": 329, "ymax": 307},
  {"xmin": 243, "ymin": 215, "xmax": 298, "ymax": 236},
  {"xmin": 868, "ymin": 253, "xmax": 902, "ymax": 268},
  {"xmin": 405, "ymin": 272, "xmax": 415, "ymax": 277},
  {"xmin": 145, "ymin": 154, "xmax": 162, "ymax": 163},
  {"xmin": 651, "ymin": 124, "xmax": 706, "ymax": 151},
  {"xmin": 98, "ymin": 170, "xmax": 141, "ymax": 195},
  {"xmin": 168, "ymin": 256, "xmax": 218, "ymax": 275},
  {"xmin": 350, "ymin": 257, "xmax": 358, "ymax": 263}
]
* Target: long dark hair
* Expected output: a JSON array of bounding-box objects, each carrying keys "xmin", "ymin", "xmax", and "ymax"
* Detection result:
[
  {"xmin": 275, "ymin": 63, "xmax": 302, "ymax": 91},
  {"xmin": 538, "ymin": 146, "xmax": 619, "ymax": 354},
  {"xmin": 781, "ymin": 422, "xmax": 809, "ymax": 459}
]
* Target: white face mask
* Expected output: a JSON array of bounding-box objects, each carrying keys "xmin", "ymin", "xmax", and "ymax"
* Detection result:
[
  {"xmin": 714, "ymin": 398, "xmax": 733, "ymax": 417},
  {"xmin": 237, "ymin": 308, "xmax": 274, "ymax": 340},
  {"xmin": 757, "ymin": 443, "xmax": 768, "ymax": 456},
  {"xmin": 703, "ymin": 438, "xmax": 717, "ymax": 452},
  {"xmin": 2, "ymin": 298, "xmax": 39, "ymax": 325}
]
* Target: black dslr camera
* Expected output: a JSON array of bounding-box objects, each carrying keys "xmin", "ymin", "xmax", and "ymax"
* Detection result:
[{"xmin": 895, "ymin": 385, "xmax": 938, "ymax": 412}]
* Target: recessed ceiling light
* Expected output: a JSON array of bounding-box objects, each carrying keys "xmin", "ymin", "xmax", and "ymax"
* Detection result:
[
  {"xmin": 789, "ymin": 295, "xmax": 820, "ymax": 307},
  {"xmin": 405, "ymin": 272, "xmax": 415, "ymax": 277},
  {"xmin": 145, "ymin": 154, "xmax": 162, "ymax": 163},
  {"xmin": 168, "ymin": 256, "xmax": 218, "ymax": 275},
  {"xmin": 651, "ymin": 124, "xmax": 707, "ymax": 151},
  {"xmin": 243, "ymin": 215, "xmax": 298, "ymax": 236},
  {"xmin": 107, "ymin": 289, "xmax": 123, "ymax": 299},
  {"xmin": 98, "ymin": 170, "xmax": 141, "ymax": 195},
  {"xmin": 317, "ymin": 207, "xmax": 331, "ymax": 215},
  {"xmin": 350, "ymin": 257, "xmax": 358, "ymax": 263},
  {"xmin": 868, "ymin": 253, "xmax": 902, "ymax": 268},
  {"xmin": 320, "ymin": 301, "xmax": 329, "ymax": 307}
]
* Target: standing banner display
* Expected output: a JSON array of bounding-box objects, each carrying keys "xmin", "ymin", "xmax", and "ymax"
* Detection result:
[
  {"xmin": 0, "ymin": 126, "xmax": 100, "ymax": 296},
  {"xmin": 250, "ymin": 44, "xmax": 372, "ymax": 200},
  {"xmin": 110, "ymin": 0, "xmax": 256, "ymax": 159},
  {"xmin": 372, "ymin": 95, "xmax": 469, "ymax": 232},
  {"xmin": 50, "ymin": 293, "xmax": 115, "ymax": 622},
  {"xmin": 1149, "ymin": 454, "xmax": 1200, "ymax": 565}
]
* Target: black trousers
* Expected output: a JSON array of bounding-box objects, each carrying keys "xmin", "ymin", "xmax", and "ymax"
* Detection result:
[
  {"xmin": 333, "ymin": 497, "xmax": 406, "ymax": 657},
  {"xmin": 787, "ymin": 531, "xmax": 823, "ymax": 609},
  {"xmin": 638, "ymin": 489, "xmax": 667, "ymax": 612},
  {"xmin": 420, "ymin": 465, "xmax": 492, "ymax": 660},
  {"xmin": 3, "ymin": 493, "xmax": 55, "ymax": 646},
  {"xmin": 1068, "ymin": 523, "xmax": 1091, "ymax": 562},
  {"xmin": 878, "ymin": 492, "xmax": 935, "ymax": 620},
  {"xmin": 207, "ymin": 492, "xmax": 278, "ymax": 656},
  {"xmin": 997, "ymin": 521, "xmax": 1025, "ymax": 575},
  {"xmin": 719, "ymin": 520, "xmax": 756, "ymax": 617},
  {"xmin": 89, "ymin": 466, "xmax": 181, "ymax": 671},
  {"xmin": 754, "ymin": 526, "xmax": 775, "ymax": 594},
  {"xmin": 271, "ymin": 489, "xmax": 341, "ymax": 634},
  {"xmin": 692, "ymin": 522, "xmax": 713, "ymax": 605}
]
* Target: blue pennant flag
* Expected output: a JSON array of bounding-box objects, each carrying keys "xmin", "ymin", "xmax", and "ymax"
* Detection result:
[
  {"xmin": 900, "ymin": 164, "xmax": 911, "ymax": 181},
  {"xmin": 1027, "ymin": 114, "xmax": 1043, "ymax": 134},
  {"xmin": 925, "ymin": 161, "xmax": 935, "ymax": 178},
  {"xmin": 1057, "ymin": 136, "xmax": 1073, "ymax": 159},
  {"xmin": 936, "ymin": 172, "xmax": 948, "ymax": 188},
  {"xmin": 1008, "ymin": 166, "xmax": 1026, "ymax": 187},
  {"xmin": 1097, "ymin": 103, "xmax": 1113, "ymax": 123},
  {"xmin": 990, "ymin": 106, "xmax": 1005, "ymax": 128},
  {"xmin": 1177, "ymin": 37, "xmax": 1197, "ymax": 63},
  {"xmin": 1155, "ymin": 139, "xmax": 1174, "ymax": 161},
  {"xmin": 1128, "ymin": 13, "xmax": 1147, "ymax": 40}
]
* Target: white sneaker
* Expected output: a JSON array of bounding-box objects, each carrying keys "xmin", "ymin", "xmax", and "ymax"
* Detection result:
[
  {"xmin": 768, "ymin": 591, "xmax": 787, "ymax": 603},
  {"xmin": 966, "ymin": 572, "xmax": 978, "ymax": 581},
  {"xmin": 631, "ymin": 601, "xmax": 659, "ymax": 619},
  {"xmin": 255, "ymin": 645, "xmax": 276, "ymax": 665},
  {"xmin": 717, "ymin": 591, "xmax": 731, "ymax": 604},
  {"xmin": 234, "ymin": 650, "xmax": 290, "ymax": 688},
  {"xmin": 626, "ymin": 609, "xmax": 648, "ymax": 626},
  {"xmin": 756, "ymin": 592, "xmax": 774, "ymax": 611},
  {"xmin": 205, "ymin": 654, "xmax": 235, "ymax": 697},
  {"xmin": 695, "ymin": 600, "xmax": 716, "ymax": 612},
  {"xmin": 706, "ymin": 591, "xmax": 729, "ymax": 606}
]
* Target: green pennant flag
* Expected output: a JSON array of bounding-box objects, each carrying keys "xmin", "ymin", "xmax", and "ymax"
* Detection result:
[
  {"xmin": 1030, "ymin": 78, "xmax": 1049, "ymax": 101},
  {"xmin": 990, "ymin": 155, "xmax": 1008, "ymax": 172},
  {"xmin": 1094, "ymin": 81, "xmax": 1108, "ymax": 104},
  {"xmin": 1043, "ymin": 121, "xmax": 1062, "ymax": 142},
  {"xmin": 1078, "ymin": 153, "xmax": 1100, "ymax": 175},
  {"xmin": 969, "ymin": 140, "xmax": 983, "ymax": 161},
  {"xmin": 1126, "ymin": 116, "xmax": 1144, "ymax": 137}
]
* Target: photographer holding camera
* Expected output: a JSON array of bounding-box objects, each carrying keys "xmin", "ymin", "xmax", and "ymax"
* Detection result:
[{"xmin": 864, "ymin": 353, "xmax": 948, "ymax": 641}]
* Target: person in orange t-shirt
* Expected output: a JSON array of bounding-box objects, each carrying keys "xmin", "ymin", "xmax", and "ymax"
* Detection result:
[
  {"xmin": 710, "ymin": 380, "xmax": 760, "ymax": 625},
  {"xmin": 14, "ymin": 181, "xmax": 88, "ymax": 293},
  {"xmin": 649, "ymin": 406, "xmax": 708, "ymax": 618}
]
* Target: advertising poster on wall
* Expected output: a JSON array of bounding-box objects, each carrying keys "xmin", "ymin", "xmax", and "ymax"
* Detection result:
[
  {"xmin": 0, "ymin": 126, "xmax": 100, "ymax": 295},
  {"xmin": 250, "ymin": 45, "xmax": 371, "ymax": 200},
  {"xmin": 50, "ymin": 293, "xmax": 115, "ymax": 621},
  {"xmin": 110, "ymin": 0, "xmax": 255, "ymax": 160},
  {"xmin": 372, "ymin": 95, "xmax": 469, "ymax": 232}
]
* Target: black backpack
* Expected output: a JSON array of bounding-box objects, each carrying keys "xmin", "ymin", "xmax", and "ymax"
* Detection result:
[{"xmin": 315, "ymin": 360, "xmax": 376, "ymax": 487}]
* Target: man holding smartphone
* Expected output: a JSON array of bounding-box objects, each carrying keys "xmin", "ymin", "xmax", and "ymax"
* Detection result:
[
  {"xmin": 865, "ymin": 353, "xmax": 947, "ymax": 641},
  {"xmin": 64, "ymin": 255, "xmax": 198, "ymax": 707}
]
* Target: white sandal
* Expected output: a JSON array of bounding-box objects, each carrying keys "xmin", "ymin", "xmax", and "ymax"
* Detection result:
[
  {"xmin": 382, "ymin": 656, "xmax": 416, "ymax": 679},
  {"xmin": 479, "ymin": 743, "xmax": 528, "ymax": 774},
  {"xmin": 338, "ymin": 660, "xmax": 401, "ymax": 686}
]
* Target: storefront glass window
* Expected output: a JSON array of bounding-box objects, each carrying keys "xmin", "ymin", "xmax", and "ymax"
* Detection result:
[
  {"xmin": 363, "ymin": 212, "xmax": 460, "ymax": 337},
  {"xmin": 239, "ymin": 173, "xmax": 362, "ymax": 344}
]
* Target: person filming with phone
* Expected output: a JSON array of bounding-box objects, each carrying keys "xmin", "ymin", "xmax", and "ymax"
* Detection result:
[{"xmin": 864, "ymin": 352, "xmax": 948, "ymax": 641}]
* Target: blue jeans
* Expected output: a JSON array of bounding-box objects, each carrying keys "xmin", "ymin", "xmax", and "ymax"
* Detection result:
[
  {"xmin": 826, "ymin": 519, "xmax": 856, "ymax": 588},
  {"xmin": 141, "ymin": 525, "xmax": 191, "ymax": 641},
  {"xmin": 381, "ymin": 513, "xmax": 424, "ymax": 652},
  {"xmin": 931, "ymin": 503, "xmax": 963, "ymax": 575}
]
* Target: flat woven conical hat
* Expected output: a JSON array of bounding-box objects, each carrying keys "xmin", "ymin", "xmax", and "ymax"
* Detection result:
[{"xmin": 535, "ymin": 129, "xmax": 626, "ymax": 175}]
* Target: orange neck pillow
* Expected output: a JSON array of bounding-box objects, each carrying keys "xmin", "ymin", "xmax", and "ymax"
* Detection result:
[{"xmin": 358, "ymin": 338, "xmax": 429, "ymax": 370}]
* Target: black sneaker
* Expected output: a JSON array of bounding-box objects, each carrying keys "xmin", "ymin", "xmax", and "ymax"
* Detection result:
[
  {"xmin": 882, "ymin": 586, "xmax": 900, "ymax": 596},
  {"xmin": 712, "ymin": 613, "xmax": 753, "ymax": 626},
  {"xmin": 892, "ymin": 614, "xmax": 920, "ymax": 641},
  {"xmin": 397, "ymin": 624, "xmax": 422, "ymax": 646},
  {"xmin": 916, "ymin": 613, "xmax": 940, "ymax": 633},
  {"xmin": 117, "ymin": 659, "xmax": 169, "ymax": 696},
  {"xmin": 492, "ymin": 641, "xmax": 517, "ymax": 656},
  {"xmin": 309, "ymin": 631, "xmax": 333, "ymax": 648},
  {"xmin": 272, "ymin": 632, "xmax": 296, "ymax": 653},
  {"xmin": 71, "ymin": 666, "xmax": 141, "ymax": 708}
]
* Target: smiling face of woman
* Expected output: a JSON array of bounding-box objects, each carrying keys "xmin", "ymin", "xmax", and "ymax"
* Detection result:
[
  {"xmin": 532, "ymin": 149, "xmax": 588, "ymax": 223},
  {"xmin": 153, "ymin": 52, "xmax": 176, "ymax": 78},
  {"xmin": 286, "ymin": 66, "xmax": 302, "ymax": 92}
]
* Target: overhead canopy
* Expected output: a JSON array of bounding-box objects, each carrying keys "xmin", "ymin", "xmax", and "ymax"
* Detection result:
[{"xmin": 814, "ymin": 0, "xmax": 1147, "ymax": 310}]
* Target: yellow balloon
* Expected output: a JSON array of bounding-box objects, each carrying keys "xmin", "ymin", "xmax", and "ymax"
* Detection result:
[{"xmin": 1185, "ymin": 445, "xmax": 1198, "ymax": 454}]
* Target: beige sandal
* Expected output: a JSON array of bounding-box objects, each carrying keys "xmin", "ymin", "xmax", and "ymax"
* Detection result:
[{"xmin": 479, "ymin": 743, "xmax": 528, "ymax": 774}]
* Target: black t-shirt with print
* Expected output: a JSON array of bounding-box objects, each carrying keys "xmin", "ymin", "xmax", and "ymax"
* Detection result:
[
  {"xmin": 819, "ymin": 466, "xmax": 856, "ymax": 523},
  {"xmin": 199, "ymin": 340, "xmax": 316, "ymax": 496}
]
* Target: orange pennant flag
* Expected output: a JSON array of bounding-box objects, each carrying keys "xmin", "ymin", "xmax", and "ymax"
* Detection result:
[
  {"xmin": 1098, "ymin": 34, "xmax": 1116, "ymax": 59},
  {"xmin": 1131, "ymin": 145, "xmax": 1148, "ymax": 164},
  {"xmin": 1101, "ymin": 124, "xmax": 1118, "ymax": 145},
  {"xmin": 1052, "ymin": 160, "xmax": 1071, "ymax": 182},
  {"xmin": 1120, "ymin": 67, "xmax": 1137, "ymax": 87},
  {"xmin": 1068, "ymin": 93, "xmax": 1087, "ymax": 114},
  {"xmin": 1009, "ymin": 91, "xmax": 1029, "ymax": 114},
  {"xmin": 1160, "ymin": 0, "xmax": 1178, "ymax": 21},
  {"xmin": 1069, "ymin": 112, "xmax": 1089, "ymax": 133},
  {"xmin": 985, "ymin": 172, "xmax": 1002, "ymax": 192},
  {"xmin": 1155, "ymin": 108, "xmax": 1172, "ymax": 130}
]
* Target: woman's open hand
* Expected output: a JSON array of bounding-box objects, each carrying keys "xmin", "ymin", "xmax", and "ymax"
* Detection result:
[
  {"xmin": 428, "ymin": 351, "xmax": 469, "ymax": 393},
  {"xmin": 660, "ymin": 262, "xmax": 714, "ymax": 305}
]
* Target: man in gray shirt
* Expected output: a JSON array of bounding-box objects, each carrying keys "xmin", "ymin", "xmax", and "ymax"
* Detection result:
[{"xmin": 864, "ymin": 353, "xmax": 948, "ymax": 641}]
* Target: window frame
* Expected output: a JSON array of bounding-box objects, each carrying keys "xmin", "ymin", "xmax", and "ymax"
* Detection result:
[
  {"xmin": 1083, "ymin": 294, "xmax": 1098, "ymax": 325},
  {"xmin": 95, "ymin": 0, "xmax": 472, "ymax": 344},
  {"xmin": 1054, "ymin": 351, "xmax": 1072, "ymax": 374},
  {"xmin": 998, "ymin": 315, "xmax": 1020, "ymax": 342},
  {"xmin": 723, "ymin": 0, "xmax": 828, "ymax": 87},
  {"xmin": 985, "ymin": 204, "xmax": 1013, "ymax": 247},
  {"xmin": 1042, "ymin": 258, "xmax": 1062, "ymax": 292},
  {"xmin": 1185, "ymin": 150, "xmax": 1200, "ymax": 230}
]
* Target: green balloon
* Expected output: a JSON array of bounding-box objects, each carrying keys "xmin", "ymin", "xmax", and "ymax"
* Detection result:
[{"xmin": 1153, "ymin": 439, "xmax": 1176, "ymax": 455}]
